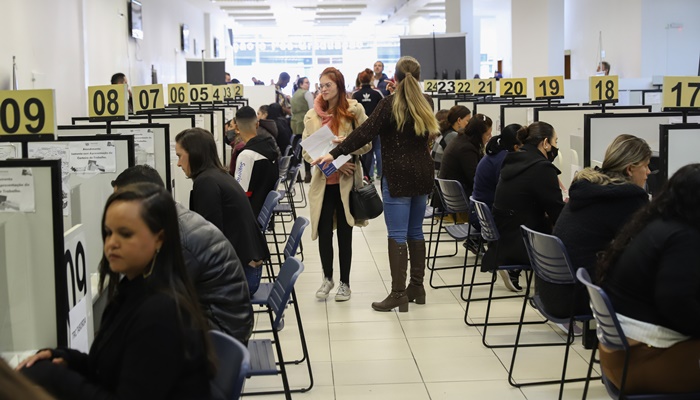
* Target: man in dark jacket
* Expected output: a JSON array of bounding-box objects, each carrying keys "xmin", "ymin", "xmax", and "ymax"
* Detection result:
[
  {"xmin": 112, "ymin": 165, "xmax": 254, "ymax": 344},
  {"xmin": 373, "ymin": 61, "xmax": 390, "ymax": 96},
  {"xmin": 233, "ymin": 106, "xmax": 279, "ymax": 217}
]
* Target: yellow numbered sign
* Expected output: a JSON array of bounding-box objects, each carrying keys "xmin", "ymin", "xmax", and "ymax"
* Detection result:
[
  {"xmin": 423, "ymin": 80, "xmax": 439, "ymax": 92},
  {"xmin": 212, "ymin": 86, "xmax": 224, "ymax": 103},
  {"xmin": 190, "ymin": 84, "xmax": 213, "ymax": 104},
  {"xmin": 231, "ymin": 84, "xmax": 244, "ymax": 97},
  {"xmin": 500, "ymin": 78, "xmax": 527, "ymax": 97},
  {"xmin": 454, "ymin": 80, "xmax": 472, "ymax": 95},
  {"xmin": 219, "ymin": 85, "xmax": 234, "ymax": 101},
  {"xmin": 133, "ymin": 84, "xmax": 164, "ymax": 113},
  {"xmin": 168, "ymin": 83, "xmax": 190, "ymax": 106},
  {"xmin": 589, "ymin": 75, "xmax": 619, "ymax": 104},
  {"xmin": 0, "ymin": 89, "xmax": 56, "ymax": 135},
  {"xmin": 534, "ymin": 76, "xmax": 565, "ymax": 99},
  {"xmin": 662, "ymin": 76, "xmax": 700, "ymax": 109},
  {"xmin": 474, "ymin": 79, "xmax": 497, "ymax": 96},
  {"xmin": 88, "ymin": 84, "xmax": 128, "ymax": 120}
]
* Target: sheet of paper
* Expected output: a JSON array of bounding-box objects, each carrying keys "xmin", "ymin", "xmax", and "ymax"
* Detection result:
[
  {"xmin": 69, "ymin": 141, "xmax": 117, "ymax": 174},
  {"xmin": 69, "ymin": 296, "xmax": 90, "ymax": 353},
  {"xmin": 299, "ymin": 125, "xmax": 351, "ymax": 177},
  {"xmin": 28, "ymin": 143, "xmax": 71, "ymax": 216},
  {"xmin": 0, "ymin": 167, "xmax": 36, "ymax": 213}
]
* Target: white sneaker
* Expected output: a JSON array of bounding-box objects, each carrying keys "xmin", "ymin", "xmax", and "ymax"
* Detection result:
[
  {"xmin": 316, "ymin": 278, "xmax": 334, "ymax": 299},
  {"xmin": 335, "ymin": 282, "xmax": 351, "ymax": 302}
]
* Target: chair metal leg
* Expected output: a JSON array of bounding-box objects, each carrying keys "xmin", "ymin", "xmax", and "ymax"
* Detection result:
[{"xmin": 582, "ymin": 343, "xmax": 599, "ymax": 400}]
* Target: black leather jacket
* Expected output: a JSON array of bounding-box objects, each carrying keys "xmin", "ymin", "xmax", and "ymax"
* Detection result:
[{"xmin": 176, "ymin": 203, "xmax": 254, "ymax": 344}]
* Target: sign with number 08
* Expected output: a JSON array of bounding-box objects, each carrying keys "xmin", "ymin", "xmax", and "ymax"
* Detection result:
[
  {"xmin": 662, "ymin": 76, "xmax": 700, "ymax": 109},
  {"xmin": 589, "ymin": 75, "xmax": 618, "ymax": 104},
  {"xmin": 168, "ymin": 83, "xmax": 190, "ymax": 106},
  {"xmin": 133, "ymin": 84, "xmax": 164, "ymax": 113},
  {"xmin": 88, "ymin": 84, "xmax": 128, "ymax": 121},
  {"xmin": 0, "ymin": 89, "xmax": 56, "ymax": 135}
]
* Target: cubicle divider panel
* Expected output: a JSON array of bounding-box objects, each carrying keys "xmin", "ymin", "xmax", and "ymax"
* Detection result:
[
  {"xmin": 25, "ymin": 136, "xmax": 135, "ymax": 289},
  {"xmin": 57, "ymin": 124, "xmax": 171, "ymax": 193},
  {"xmin": 501, "ymin": 103, "xmax": 578, "ymax": 131},
  {"xmin": 534, "ymin": 106, "xmax": 651, "ymax": 189},
  {"xmin": 473, "ymin": 103, "xmax": 505, "ymax": 133},
  {"xmin": 659, "ymin": 124, "xmax": 700, "ymax": 184},
  {"xmin": 0, "ymin": 159, "xmax": 67, "ymax": 367},
  {"xmin": 583, "ymin": 112, "xmax": 685, "ymax": 167}
]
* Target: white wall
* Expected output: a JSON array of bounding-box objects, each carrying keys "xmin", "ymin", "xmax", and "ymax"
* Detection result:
[
  {"xmin": 641, "ymin": 0, "xmax": 700, "ymax": 77},
  {"xmin": 1, "ymin": 0, "xmax": 229, "ymax": 124},
  {"xmin": 564, "ymin": 0, "xmax": 642, "ymax": 79}
]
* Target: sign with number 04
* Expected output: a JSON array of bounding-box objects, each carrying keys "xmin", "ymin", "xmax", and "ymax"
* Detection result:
[
  {"xmin": 0, "ymin": 89, "xmax": 56, "ymax": 135},
  {"xmin": 88, "ymin": 84, "xmax": 128, "ymax": 120},
  {"xmin": 133, "ymin": 84, "xmax": 164, "ymax": 113}
]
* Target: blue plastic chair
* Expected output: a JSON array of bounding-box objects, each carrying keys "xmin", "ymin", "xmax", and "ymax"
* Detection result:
[
  {"xmin": 209, "ymin": 331, "xmax": 250, "ymax": 400},
  {"xmin": 245, "ymin": 257, "xmax": 305, "ymax": 400},
  {"xmin": 257, "ymin": 191, "xmax": 284, "ymax": 279},
  {"xmin": 429, "ymin": 179, "xmax": 484, "ymax": 290},
  {"xmin": 466, "ymin": 198, "xmax": 545, "ymax": 348},
  {"xmin": 576, "ymin": 268, "xmax": 700, "ymax": 400},
  {"xmin": 512, "ymin": 226, "xmax": 595, "ymax": 397}
]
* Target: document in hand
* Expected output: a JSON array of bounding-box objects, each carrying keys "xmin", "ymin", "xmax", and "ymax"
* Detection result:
[{"xmin": 299, "ymin": 125, "xmax": 352, "ymax": 177}]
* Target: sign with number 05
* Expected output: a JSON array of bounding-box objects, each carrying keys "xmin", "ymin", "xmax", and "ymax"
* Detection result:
[
  {"xmin": 88, "ymin": 84, "xmax": 128, "ymax": 120},
  {"xmin": 168, "ymin": 83, "xmax": 190, "ymax": 106},
  {"xmin": 662, "ymin": 76, "xmax": 700, "ymax": 109},
  {"xmin": 589, "ymin": 75, "xmax": 618, "ymax": 104},
  {"xmin": 534, "ymin": 76, "xmax": 565, "ymax": 100},
  {"xmin": 190, "ymin": 84, "xmax": 213, "ymax": 104},
  {"xmin": 133, "ymin": 84, "xmax": 164, "ymax": 113},
  {"xmin": 499, "ymin": 78, "xmax": 527, "ymax": 97},
  {"xmin": 0, "ymin": 89, "xmax": 56, "ymax": 135}
]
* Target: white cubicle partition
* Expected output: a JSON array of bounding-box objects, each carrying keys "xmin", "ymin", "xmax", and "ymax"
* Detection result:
[
  {"xmin": 535, "ymin": 106, "xmax": 651, "ymax": 188},
  {"xmin": 244, "ymin": 85, "xmax": 275, "ymax": 115},
  {"xmin": 501, "ymin": 103, "xmax": 579, "ymax": 132},
  {"xmin": 660, "ymin": 124, "xmax": 700, "ymax": 183},
  {"xmin": 0, "ymin": 159, "xmax": 67, "ymax": 367}
]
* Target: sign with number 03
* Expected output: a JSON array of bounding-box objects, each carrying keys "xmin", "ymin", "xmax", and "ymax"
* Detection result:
[
  {"xmin": 168, "ymin": 83, "xmax": 190, "ymax": 106},
  {"xmin": 190, "ymin": 84, "xmax": 213, "ymax": 104},
  {"xmin": 534, "ymin": 76, "xmax": 565, "ymax": 99},
  {"xmin": 662, "ymin": 76, "xmax": 700, "ymax": 109},
  {"xmin": 589, "ymin": 75, "xmax": 618, "ymax": 104},
  {"xmin": 133, "ymin": 84, "xmax": 165, "ymax": 113},
  {"xmin": 0, "ymin": 89, "xmax": 56, "ymax": 135},
  {"xmin": 499, "ymin": 78, "xmax": 527, "ymax": 97},
  {"xmin": 88, "ymin": 84, "xmax": 128, "ymax": 120}
]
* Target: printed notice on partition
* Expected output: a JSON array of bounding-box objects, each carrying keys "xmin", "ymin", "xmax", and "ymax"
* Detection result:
[
  {"xmin": 69, "ymin": 296, "xmax": 90, "ymax": 353},
  {"xmin": 0, "ymin": 168, "xmax": 35, "ymax": 213},
  {"xmin": 28, "ymin": 143, "xmax": 71, "ymax": 216},
  {"xmin": 113, "ymin": 128, "xmax": 156, "ymax": 168},
  {"xmin": 69, "ymin": 141, "xmax": 116, "ymax": 174},
  {"xmin": 0, "ymin": 144, "xmax": 18, "ymax": 160}
]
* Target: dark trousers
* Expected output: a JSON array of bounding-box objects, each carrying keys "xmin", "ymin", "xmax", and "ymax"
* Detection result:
[{"xmin": 317, "ymin": 184, "xmax": 353, "ymax": 285}]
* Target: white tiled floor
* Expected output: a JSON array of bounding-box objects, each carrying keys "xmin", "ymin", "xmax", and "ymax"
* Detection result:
[{"xmin": 245, "ymin": 184, "xmax": 610, "ymax": 399}]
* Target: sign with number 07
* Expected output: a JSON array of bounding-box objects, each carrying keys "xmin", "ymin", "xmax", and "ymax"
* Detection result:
[{"xmin": 133, "ymin": 84, "xmax": 164, "ymax": 113}]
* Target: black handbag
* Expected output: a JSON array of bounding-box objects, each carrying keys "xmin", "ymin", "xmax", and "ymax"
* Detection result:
[{"xmin": 350, "ymin": 181, "xmax": 383, "ymax": 220}]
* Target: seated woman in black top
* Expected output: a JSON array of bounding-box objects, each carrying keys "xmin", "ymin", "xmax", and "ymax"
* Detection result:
[
  {"xmin": 19, "ymin": 183, "xmax": 212, "ymax": 400},
  {"xmin": 596, "ymin": 164, "xmax": 700, "ymax": 395},
  {"xmin": 483, "ymin": 122, "xmax": 565, "ymax": 291},
  {"xmin": 175, "ymin": 128, "xmax": 270, "ymax": 295},
  {"xmin": 543, "ymin": 135, "xmax": 651, "ymax": 318},
  {"xmin": 438, "ymin": 113, "xmax": 492, "ymax": 223}
]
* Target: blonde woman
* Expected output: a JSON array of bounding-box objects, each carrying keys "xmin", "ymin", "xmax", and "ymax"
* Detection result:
[
  {"xmin": 313, "ymin": 56, "xmax": 440, "ymax": 312},
  {"xmin": 302, "ymin": 67, "xmax": 370, "ymax": 302}
]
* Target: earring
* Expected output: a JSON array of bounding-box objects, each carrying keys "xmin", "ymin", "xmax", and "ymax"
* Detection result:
[{"xmin": 143, "ymin": 248, "xmax": 160, "ymax": 278}]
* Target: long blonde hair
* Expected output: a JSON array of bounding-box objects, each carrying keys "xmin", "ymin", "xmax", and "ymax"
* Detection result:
[
  {"xmin": 573, "ymin": 134, "xmax": 652, "ymax": 185},
  {"xmin": 391, "ymin": 56, "xmax": 440, "ymax": 136}
]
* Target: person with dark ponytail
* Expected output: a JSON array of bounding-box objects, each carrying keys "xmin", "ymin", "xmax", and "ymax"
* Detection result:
[
  {"xmin": 595, "ymin": 163, "xmax": 700, "ymax": 395},
  {"xmin": 313, "ymin": 56, "xmax": 440, "ymax": 312},
  {"xmin": 352, "ymin": 68, "xmax": 384, "ymax": 182},
  {"xmin": 469, "ymin": 123, "xmax": 522, "ymax": 230},
  {"xmin": 437, "ymin": 113, "xmax": 492, "ymax": 222},
  {"xmin": 431, "ymin": 105, "xmax": 471, "ymax": 172},
  {"xmin": 481, "ymin": 121, "xmax": 565, "ymax": 291}
]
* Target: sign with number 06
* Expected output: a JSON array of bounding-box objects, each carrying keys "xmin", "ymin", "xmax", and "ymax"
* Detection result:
[
  {"xmin": 168, "ymin": 83, "xmax": 190, "ymax": 106},
  {"xmin": 0, "ymin": 89, "xmax": 56, "ymax": 135}
]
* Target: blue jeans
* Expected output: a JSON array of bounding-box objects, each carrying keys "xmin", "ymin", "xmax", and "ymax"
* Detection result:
[
  {"xmin": 382, "ymin": 176, "xmax": 427, "ymax": 243},
  {"xmin": 244, "ymin": 264, "xmax": 262, "ymax": 295}
]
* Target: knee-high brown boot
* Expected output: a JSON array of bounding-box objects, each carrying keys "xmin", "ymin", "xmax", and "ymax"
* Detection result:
[
  {"xmin": 371, "ymin": 239, "xmax": 409, "ymax": 312},
  {"xmin": 406, "ymin": 239, "xmax": 426, "ymax": 304}
]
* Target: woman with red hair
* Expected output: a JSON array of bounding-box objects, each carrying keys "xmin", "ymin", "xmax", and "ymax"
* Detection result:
[{"xmin": 302, "ymin": 67, "xmax": 371, "ymax": 302}]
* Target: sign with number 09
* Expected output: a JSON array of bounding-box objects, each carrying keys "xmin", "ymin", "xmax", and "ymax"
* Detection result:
[
  {"xmin": 589, "ymin": 75, "xmax": 618, "ymax": 104},
  {"xmin": 133, "ymin": 84, "xmax": 165, "ymax": 113},
  {"xmin": 662, "ymin": 76, "xmax": 700, "ymax": 110},
  {"xmin": 0, "ymin": 89, "xmax": 56, "ymax": 135},
  {"xmin": 88, "ymin": 84, "xmax": 128, "ymax": 121},
  {"xmin": 168, "ymin": 83, "xmax": 190, "ymax": 106},
  {"xmin": 534, "ymin": 76, "xmax": 565, "ymax": 100},
  {"xmin": 64, "ymin": 225, "xmax": 88, "ymax": 308}
]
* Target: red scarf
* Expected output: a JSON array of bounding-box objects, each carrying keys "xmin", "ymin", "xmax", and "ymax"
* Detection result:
[{"xmin": 314, "ymin": 95, "xmax": 335, "ymax": 134}]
